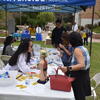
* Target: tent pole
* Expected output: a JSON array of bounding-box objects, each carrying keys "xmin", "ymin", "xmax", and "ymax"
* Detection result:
[
  {"xmin": 20, "ymin": 11, "xmax": 22, "ymax": 25},
  {"xmin": 79, "ymin": 12, "xmax": 81, "ymax": 26},
  {"xmin": 89, "ymin": 6, "xmax": 95, "ymax": 56},
  {"xmin": 5, "ymin": 4, "xmax": 8, "ymax": 37},
  {"xmin": 73, "ymin": 12, "xmax": 75, "ymax": 22},
  {"xmin": 73, "ymin": 8, "xmax": 76, "ymax": 22}
]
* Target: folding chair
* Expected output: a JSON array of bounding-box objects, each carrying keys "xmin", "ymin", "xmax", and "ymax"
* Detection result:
[
  {"xmin": 0, "ymin": 55, "xmax": 11, "ymax": 65},
  {"xmin": 91, "ymin": 73, "xmax": 100, "ymax": 100},
  {"xmin": 0, "ymin": 58, "xmax": 5, "ymax": 69}
]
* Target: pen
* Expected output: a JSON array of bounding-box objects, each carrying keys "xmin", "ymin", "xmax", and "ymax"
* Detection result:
[{"xmin": 16, "ymin": 73, "xmax": 23, "ymax": 79}]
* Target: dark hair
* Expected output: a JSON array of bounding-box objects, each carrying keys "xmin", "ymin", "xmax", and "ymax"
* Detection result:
[
  {"xmin": 69, "ymin": 32, "xmax": 83, "ymax": 47},
  {"xmin": 2, "ymin": 36, "xmax": 14, "ymax": 55},
  {"xmin": 61, "ymin": 32, "xmax": 69, "ymax": 46},
  {"xmin": 55, "ymin": 19, "xmax": 62, "ymax": 24},
  {"xmin": 9, "ymin": 39, "xmax": 32, "ymax": 66}
]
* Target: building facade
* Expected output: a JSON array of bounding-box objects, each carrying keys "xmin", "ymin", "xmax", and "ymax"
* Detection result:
[{"xmin": 75, "ymin": 0, "xmax": 100, "ymax": 26}]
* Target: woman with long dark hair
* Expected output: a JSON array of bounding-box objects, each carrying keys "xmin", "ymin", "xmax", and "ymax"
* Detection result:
[
  {"xmin": 59, "ymin": 32, "xmax": 91, "ymax": 100},
  {"xmin": 2, "ymin": 36, "xmax": 14, "ymax": 56},
  {"xmin": 4, "ymin": 39, "xmax": 33, "ymax": 73}
]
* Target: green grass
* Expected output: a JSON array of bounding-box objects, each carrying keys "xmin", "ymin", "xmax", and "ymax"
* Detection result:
[
  {"xmin": 85, "ymin": 43, "xmax": 100, "ymax": 100},
  {"xmin": 93, "ymin": 26, "xmax": 100, "ymax": 33},
  {"xmin": 0, "ymin": 33, "xmax": 6, "ymax": 37},
  {"xmin": 13, "ymin": 41, "xmax": 53, "ymax": 48},
  {"xmin": 89, "ymin": 43, "xmax": 100, "ymax": 100}
]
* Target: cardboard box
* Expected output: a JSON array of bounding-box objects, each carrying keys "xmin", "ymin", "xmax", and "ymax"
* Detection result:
[{"xmin": 45, "ymin": 39, "xmax": 51, "ymax": 45}]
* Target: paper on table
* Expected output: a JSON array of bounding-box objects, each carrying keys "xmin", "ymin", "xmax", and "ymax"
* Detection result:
[{"xmin": 31, "ymin": 69, "xmax": 40, "ymax": 74}]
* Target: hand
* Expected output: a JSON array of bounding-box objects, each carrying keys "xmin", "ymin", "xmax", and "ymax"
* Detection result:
[
  {"xmin": 59, "ymin": 44, "xmax": 65, "ymax": 49},
  {"xmin": 57, "ymin": 47, "xmax": 64, "ymax": 53},
  {"xmin": 58, "ymin": 67, "xmax": 67, "ymax": 73},
  {"xmin": 30, "ymin": 66, "xmax": 36, "ymax": 69},
  {"xmin": 57, "ymin": 47, "xmax": 61, "ymax": 51}
]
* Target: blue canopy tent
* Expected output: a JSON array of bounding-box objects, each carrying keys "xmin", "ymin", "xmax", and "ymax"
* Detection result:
[
  {"xmin": 0, "ymin": 0, "xmax": 96, "ymax": 56},
  {"xmin": 0, "ymin": 0, "xmax": 95, "ymax": 12}
]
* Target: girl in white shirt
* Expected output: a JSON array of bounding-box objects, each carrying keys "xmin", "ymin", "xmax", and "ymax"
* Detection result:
[{"xmin": 4, "ymin": 39, "xmax": 33, "ymax": 73}]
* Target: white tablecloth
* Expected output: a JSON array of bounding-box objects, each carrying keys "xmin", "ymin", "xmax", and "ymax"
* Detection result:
[
  {"xmin": 0, "ymin": 80, "xmax": 75, "ymax": 100},
  {"xmin": 0, "ymin": 65, "xmax": 74, "ymax": 100}
]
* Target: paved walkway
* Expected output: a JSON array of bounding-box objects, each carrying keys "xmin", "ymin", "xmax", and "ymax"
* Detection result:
[{"xmin": 90, "ymin": 38, "xmax": 100, "ymax": 43}]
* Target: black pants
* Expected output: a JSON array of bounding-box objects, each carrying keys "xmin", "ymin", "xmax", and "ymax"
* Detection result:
[
  {"xmin": 70, "ymin": 69, "xmax": 91, "ymax": 100},
  {"xmin": 83, "ymin": 38, "xmax": 88, "ymax": 45}
]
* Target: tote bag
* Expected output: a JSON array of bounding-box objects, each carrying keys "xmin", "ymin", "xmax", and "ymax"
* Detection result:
[{"xmin": 50, "ymin": 68, "xmax": 75, "ymax": 92}]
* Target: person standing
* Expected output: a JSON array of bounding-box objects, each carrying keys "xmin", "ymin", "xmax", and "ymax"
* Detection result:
[
  {"xmin": 59, "ymin": 32, "xmax": 91, "ymax": 100},
  {"xmin": 51, "ymin": 19, "xmax": 66, "ymax": 48},
  {"xmin": 36, "ymin": 25, "xmax": 42, "ymax": 41},
  {"xmin": 72, "ymin": 22, "xmax": 78, "ymax": 32},
  {"xmin": 83, "ymin": 25, "xmax": 90, "ymax": 45}
]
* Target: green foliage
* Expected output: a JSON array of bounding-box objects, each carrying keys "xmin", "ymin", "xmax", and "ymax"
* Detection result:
[
  {"xmin": 36, "ymin": 12, "xmax": 55, "ymax": 27},
  {"xmin": 0, "ymin": 26, "xmax": 6, "ymax": 30},
  {"xmin": 63, "ymin": 14, "xmax": 74, "ymax": 23},
  {"xmin": 93, "ymin": 26, "xmax": 100, "ymax": 33},
  {"xmin": 15, "ymin": 12, "xmax": 55, "ymax": 27},
  {"xmin": 0, "ymin": 11, "xmax": 4, "ymax": 19},
  {"xmin": 0, "ymin": 11, "xmax": 6, "ymax": 29}
]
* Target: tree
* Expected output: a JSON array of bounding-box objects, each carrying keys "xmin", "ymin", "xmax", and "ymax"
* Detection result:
[
  {"xmin": 36, "ymin": 12, "xmax": 55, "ymax": 27},
  {"xmin": 14, "ymin": 12, "xmax": 55, "ymax": 27},
  {"xmin": 0, "ymin": 11, "xmax": 5, "ymax": 21}
]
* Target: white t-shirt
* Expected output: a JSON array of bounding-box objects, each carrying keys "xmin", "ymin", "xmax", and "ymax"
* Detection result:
[
  {"xmin": 36, "ymin": 27, "xmax": 42, "ymax": 33},
  {"xmin": 4, "ymin": 53, "xmax": 32, "ymax": 73},
  {"xmin": 72, "ymin": 24, "xmax": 78, "ymax": 32}
]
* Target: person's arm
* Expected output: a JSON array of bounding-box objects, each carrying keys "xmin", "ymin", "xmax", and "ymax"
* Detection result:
[
  {"xmin": 59, "ymin": 44, "xmax": 71, "ymax": 56},
  {"xmin": 56, "ymin": 47, "xmax": 64, "ymax": 57},
  {"xmin": 70, "ymin": 48, "xmax": 85, "ymax": 70},
  {"xmin": 17, "ymin": 54, "xmax": 31, "ymax": 73},
  {"xmin": 59, "ymin": 48, "xmax": 85, "ymax": 72}
]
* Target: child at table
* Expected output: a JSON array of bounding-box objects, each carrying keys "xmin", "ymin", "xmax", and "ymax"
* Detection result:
[
  {"xmin": 37, "ymin": 50, "xmax": 48, "ymax": 84},
  {"xmin": 4, "ymin": 39, "xmax": 34, "ymax": 73}
]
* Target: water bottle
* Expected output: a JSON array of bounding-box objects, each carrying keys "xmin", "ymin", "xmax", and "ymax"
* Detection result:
[{"xmin": 25, "ymin": 79, "xmax": 30, "ymax": 85}]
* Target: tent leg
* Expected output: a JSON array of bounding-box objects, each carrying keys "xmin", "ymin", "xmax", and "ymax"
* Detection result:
[
  {"xmin": 20, "ymin": 11, "xmax": 22, "ymax": 25},
  {"xmin": 79, "ymin": 13, "xmax": 81, "ymax": 26},
  {"xmin": 5, "ymin": 5, "xmax": 8, "ymax": 37},
  {"xmin": 89, "ymin": 6, "xmax": 95, "ymax": 56},
  {"xmin": 73, "ymin": 12, "xmax": 75, "ymax": 22}
]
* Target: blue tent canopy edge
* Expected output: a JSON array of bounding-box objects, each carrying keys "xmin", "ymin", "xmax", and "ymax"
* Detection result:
[{"xmin": 0, "ymin": 0, "xmax": 96, "ymax": 12}]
